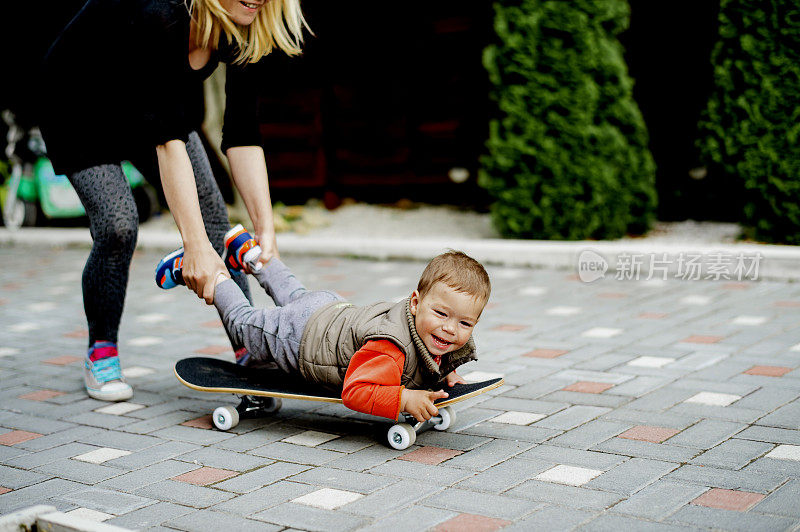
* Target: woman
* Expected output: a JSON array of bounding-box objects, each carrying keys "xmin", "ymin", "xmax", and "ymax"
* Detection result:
[{"xmin": 40, "ymin": 0, "xmax": 307, "ymax": 401}]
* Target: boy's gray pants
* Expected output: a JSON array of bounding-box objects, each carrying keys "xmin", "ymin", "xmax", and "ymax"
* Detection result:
[{"xmin": 213, "ymin": 259, "xmax": 344, "ymax": 374}]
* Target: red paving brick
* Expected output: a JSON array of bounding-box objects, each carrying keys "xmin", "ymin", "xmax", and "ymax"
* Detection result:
[
  {"xmin": 775, "ymin": 301, "xmax": 800, "ymax": 308},
  {"xmin": 744, "ymin": 366, "xmax": 793, "ymax": 377},
  {"xmin": 336, "ymin": 290, "xmax": 355, "ymax": 298},
  {"xmin": 492, "ymin": 324, "xmax": 527, "ymax": 332},
  {"xmin": 637, "ymin": 312, "xmax": 668, "ymax": 319},
  {"xmin": 0, "ymin": 487, "xmax": 11, "ymax": 495},
  {"xmin": 63, "ymin": 328, "xmax": 89, "ymax": 339},
  {"xmin": 398, "ymin": 446, "xmax": 463, "ymax": 465},
  {"xmin": 172, "ymin": 467, "xmax": 238, "ymax": 486},
  {"xmin": 315, "ymin": 259, "xmax": 339, "ymax": 268},
  {"xmin": 193, "ymin": 345, "xmax": 231, "ymax": 356},
  {"xmin": 200, "ymin": 320, "xmax": 223, "ymax": 328},
  {"xmin": 322, "ymin": 274, "xmax": 345, "ymax": 282},
  {"xmin": 18, "ymin": 390, "xmax": 67, "ymax": 402},
  {"xmin": 618, "ymin": 425, "xmax": 680, "ymax": 443},
  {"xmin": 0, "ymin": 430, "xmax": 43, "ymax": 446},
  {"xmin": 599, "ymin": 292, "xmax": 626, "ymax": 299},
  {"xmin": 523, "ymin": 349, "xmax": 569, "ymax": 359},
  {"xmin": 562, "ymin": 381, "xmax": 614, "ymax": 394},
  {"xmin": 722, "ymin": 283, "xmax": 750, "ymax": 290},
  {"xmin": 43, "ymin": 356, "xmax": 83, "ymax": 366},
  {"xmin": 433, "ymin": 513, "xmax": 511, "ymax": 532},
  {"xmin": 0, "ymin": 298, "xmax": 7, "ymax": 306},
  {"xmin": 181, "ymin": 415, "xmax": 214, "ymax": 430},
  {"xmin": 691, "ymin": 488, "xmax": 765, "ymax": 512},
  {"xmin": 681, "ymin": 335, "xmax": 724, "ymax": 344}
]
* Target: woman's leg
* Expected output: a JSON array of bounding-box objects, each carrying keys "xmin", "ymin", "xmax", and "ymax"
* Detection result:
[{"xmin": 68, "ymin": 164, "xmax": 137, "ymax": 400}]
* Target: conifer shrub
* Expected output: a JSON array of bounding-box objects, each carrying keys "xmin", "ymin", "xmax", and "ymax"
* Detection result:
[
  {"xmin": 697, "ymin": 0, "xmax": 800, "ymax": 243},
  {"xmin": 480, "ymin": 0, "xmax": 656, "ymax": 239}
]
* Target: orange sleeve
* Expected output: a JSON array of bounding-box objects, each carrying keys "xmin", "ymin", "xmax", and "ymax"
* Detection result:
[{"xmin": 341, "ymin": 339, "xmax": 405, "ymax": 420}]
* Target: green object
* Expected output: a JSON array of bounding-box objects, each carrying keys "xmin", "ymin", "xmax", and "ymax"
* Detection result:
[
  {"xmin": 33, "ymin": 157, "xmax": 85, "ymax": 218},
  {"xmin": 697, "ymin": 0, "xmax": 800, "ymax": 243},
  {"xmin": 480, "ymin": 0, "xmax": 656, "ymax": 240}
]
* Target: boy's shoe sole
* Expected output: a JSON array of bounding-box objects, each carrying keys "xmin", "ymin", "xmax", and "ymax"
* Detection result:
[
  {"xmin": 155, "ymin": 248, "xmax": 185, "ymax": 289},
  {"xmin": 223, "ymin": 224, "xmax": 262, "ymax": 272}
]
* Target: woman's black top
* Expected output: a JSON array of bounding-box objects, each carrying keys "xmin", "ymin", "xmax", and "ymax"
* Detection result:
[{"xmin": 40, "ymin": 0, "xmax": 262, "ymax": 175}]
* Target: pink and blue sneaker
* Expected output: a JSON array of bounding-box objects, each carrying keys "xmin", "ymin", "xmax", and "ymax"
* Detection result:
[
  {"xmin": 84, "ymin": 341, "xmax": 133, "ymax": 401},
  {"xmin": 154, "ymin": 225, "xmax": 262, "ymax": 290}
]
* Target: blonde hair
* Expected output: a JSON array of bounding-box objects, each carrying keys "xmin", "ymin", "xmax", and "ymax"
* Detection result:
[
  {"xmin": 418, "ymin": 251, "xmax": 492, "ymax": 305},
  {"xmin": 190, "ymin": 0, "xmax": 309, "ymax": 64}
]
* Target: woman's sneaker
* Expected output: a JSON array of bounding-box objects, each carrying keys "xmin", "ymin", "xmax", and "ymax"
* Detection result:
[
  {"xmin": 84, "ymin": 341, "xmax": 133, "ymax": 401},
  {"xmin": 155, "ymin": 248, "xmax": 185, "ymax": 289},
  {"xmin": 223, "ymin": 224, "xmax": 262, "ymax": 272}
]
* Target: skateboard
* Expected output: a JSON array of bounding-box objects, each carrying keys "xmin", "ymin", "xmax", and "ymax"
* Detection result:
[{"xmin": 174, "ymin": 357, "xmax": 504, "ymax": 450}]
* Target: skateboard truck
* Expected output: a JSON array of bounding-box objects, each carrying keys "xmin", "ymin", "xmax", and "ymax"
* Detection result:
[
  {"xmin": 212, "ymin": 395, "xmax": 283, "ymax": 431},
  {"xmin": 387, "ymin": 407, "xmax": 457, "ymax": 450}
]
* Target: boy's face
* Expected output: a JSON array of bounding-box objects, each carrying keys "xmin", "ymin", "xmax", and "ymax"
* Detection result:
[{"xmin": 410, "ymin": 282, "xmax": 485, "ymax": 357}]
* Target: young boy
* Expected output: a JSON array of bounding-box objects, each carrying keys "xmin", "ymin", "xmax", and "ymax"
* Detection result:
[{"xmin": 156, "ymin": 228, "xmax": 491, "ymax": 422}]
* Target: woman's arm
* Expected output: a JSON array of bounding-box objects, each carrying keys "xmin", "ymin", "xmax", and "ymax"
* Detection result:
[
  {"xmin": 157, "ymin": 139, "xmax": 228, "ymax": 303},
  {"xmin": 226, "ymin": 145, "xmax": 279, "ymax": 267}
]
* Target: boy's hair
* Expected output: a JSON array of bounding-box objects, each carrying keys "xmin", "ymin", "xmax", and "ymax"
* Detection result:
[{"xmin": 417, "ymin": 251, "xmax": 491, "ymax": 305}]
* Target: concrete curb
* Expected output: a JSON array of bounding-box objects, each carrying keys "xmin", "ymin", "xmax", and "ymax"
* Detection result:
[
  {"xmin": 0, "ymin": 505, "xmax": 132, "ymax": 532},
  {"xmin": 2, "ymin": 227, "xmax": 799, "ymax": 280}
]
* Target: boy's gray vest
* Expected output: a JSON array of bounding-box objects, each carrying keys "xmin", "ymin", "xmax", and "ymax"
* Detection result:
[{"xmin": 298, "ymin": 298, "xmax": 477, "ymax": 392}]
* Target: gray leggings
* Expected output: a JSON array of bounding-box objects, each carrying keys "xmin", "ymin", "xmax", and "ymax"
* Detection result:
[
  {"xmin": 68, "ymin": 131, "xmax": 251, "ymax": 346},
  {"xmin": 214, "ymin": 258, "xmax": 344, "ymax": 374}
]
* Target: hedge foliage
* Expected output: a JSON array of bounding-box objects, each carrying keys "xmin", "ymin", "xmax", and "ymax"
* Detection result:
[
  {"xmin": 697, "ymin": 0, "xmax": 800, "ymax": 243},
  {"xmin": 480, "ymin": 0, "xmax": 656, "ymax": 240}
]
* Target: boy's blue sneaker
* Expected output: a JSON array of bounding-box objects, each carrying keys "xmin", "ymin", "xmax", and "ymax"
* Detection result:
[
  {"xmin": 84, "ymin": 341, "xmax": 133, "ymax": 401},
  {"xmin": 155, "ymin": 248, "xmax": 184, "ymax": 289},
  {"xmin": 223, "ymin": 224, "xmax": 262, "ymax": 272}
]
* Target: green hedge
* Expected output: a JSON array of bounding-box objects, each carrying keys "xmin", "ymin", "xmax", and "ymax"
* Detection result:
[
  {"xmin": 480, "ymin": 0, "xmax": 656, "ymax": 240},
  {"xmin": 697, "ymin": 0, "xmax": 800, "ymax": 243}
]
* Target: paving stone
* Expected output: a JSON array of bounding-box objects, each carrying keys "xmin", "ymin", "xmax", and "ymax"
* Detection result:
[
  {"xmin": 106, "ymin": 502, "xmax": 196, "ymax": 529},
  {"xmin": 618, "ymin": 425, "xmax": 680, "ymax": 443},
  {"xmin": 764, "ymin": 444, "xmax": 800, "ymax": 461},
  {"xmin": 0, "ymin": 478, "xmax": 85, "ymax": 514},
  {"xmin": 459, "ymin": 421, "xmax": 560, "ymax": 443},
  {"xmin": 73, "ymin": 447, "xmax": 132, "ymax": 464},
  {"xmin": 34, "ymin": 457, "xmax": 124, "ymax": 484},
  {"xmin": 368, "ymin": 460, "xmax": 474, "ymax": 486},
  {"xmin": 213, "ymin": 461, "xmax": 310, "ymax": 494},
  {"xmin": 134, "ymin": 479, "xmax": 236, "ymax": 508},
  {"xmin": 149, "ymin": 425, "xmax": 236, "ymax": 445},
  {"xmin": 442, "ymin": 439, "xmax": 534, "ymax": 471},
  {"xmin": 0, "ymin": 464, "xmax": 50, "ymax": 489},
  {"xmin": 489, "ymin": 411, "xmax": 546, "ymax": 425},
  {"xmin": 211, "ymin": 481, "xmax": 314, "ymax": 516},
  {"xmin": 735, "ymin": 426, "xmax": 800, "ymax": 446},
  {"xmin": 536, "ymin": 465, "xmax": 603, "ymax": 486},
  {"xmin": 323, "ymin": 444, "xmax": 397, "ymax": 472},
  {"xmin": 288, "ymin": 465, "xmax": 394, "ymax": 494},
  {"xmin": 690, "ymin": 439, "xmax": 773, "ymax": 470},
  {"xmin": 432, "ymin": 513, "xmax": 512, "ymax": 532},
  {"xmin": 578, "ymin": 513, "xmax": 688, "ymax": 532},
  {"xmin": 356, "ymin": 504, "xmax": 454, "ymax": 532},
  {"xmin": 415, "ymin": 430, "xmax": 492, "ymax": 450},
  {"xmin": 758, "ymin": 401, "xmax": 800, "ymax": 429},
  {"xmin": 249, "ymin": 441, "xmax": 346, "ymax": 466},
  {"xmin": 282, "ymin": 430, "xmax": 340, "ymax": 447},
  {"xmin": 610, "ymin": 480, "xmax": 708, "ymax": 519},
  {"xmin": 602, "ymin": 408, "xmax": 699, "ymax": 430},
  {"xmin": 585, "ymin": 458, "xmax": 679, "ymax": 495},
  {"xmin": 667, "ymin": 504, "xmax": 795, "ymax": 532},
  {"xmin": 479, "ymin": 396, "xmax": 570, "ymax": 415},
  {"xmin": 666, "ymin": 419, "xmax": 746, "ymax": 449},
  {"xmin": 104, "ymin": 441, "xmax": 199, "ymax": 469},
  {"xmin": 751, "ymin": 479, "xmax": 800, "ymax": 517},
  {"xmin": 520, "ymin": 445, "xmax": 626, "ymax": 470},
  {"xmin": 534, "ymin": 405, "xmax": 611, "ymax": 431},
  {"xmin": 4, "ymin": 442, "xmax": 96, "ymax": 469},
  {"xmin": 254, "ymin": 502, "xmax": 369, "ymax": 531},
  {"xmin": 502, "ymin": 505, "xmax": 594, "ymax": 531},
  {"xmin": 684, "ymin": 391, "xmax": 741, "ymax": 406},
  {"xmin": 336, "ymin": 479, "xmax": 441, "ymax": 517},
  {"xmin": 54, "ymin": 487, "xmax": 156, "ymax": 515},
  {"xmin": 63, "ymin": 508, "xmax": 114, "ymax": 521},
  {"xmin": 507, "ymin": 480, "xmax": 623, "ymax": 510},
  {"xmin": 98, "ymin": 460, "xmax": 198, "ymax": 492},
  {"xmin": 175, "ymin": 447, "xmax": 270, "ymax": 471},
  {"xmin": 0, "ymin": 430, "xmax": 43, "ymax": 446},
  {"xmin": 172, "ymin": 467, "xmax": 238, "ymax": 486},
  {"xmin": 547, "ymin": 420, "xmax": 630, "ymax": 450},
  {"xmin": 292, "ymin": 487, "xmax": 363, "ymax": 510},
  {"xmin": 421, "ymin": 487, "xmax": 540, "ymax": 520},
  {"xmin": 690, "ymin": 487, "xmax": 764, "ymax": 511},
  {"xmin": 665, "ymin": 464, "xmax": 787, "ymax": 493},
  {"xmin": 164, "ymin": 509, "xmax": 282, "ymax": 531}
]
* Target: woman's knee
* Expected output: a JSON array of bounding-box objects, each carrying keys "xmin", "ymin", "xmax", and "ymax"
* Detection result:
[{"xmin": 92, "ymin": 210, "xmax": 139, "ymax": 253}]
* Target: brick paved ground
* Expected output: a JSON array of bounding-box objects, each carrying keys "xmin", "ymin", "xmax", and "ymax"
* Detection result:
[{"xmin": 1, "ymin": 246, "xmax": 799, "ymax": 531}]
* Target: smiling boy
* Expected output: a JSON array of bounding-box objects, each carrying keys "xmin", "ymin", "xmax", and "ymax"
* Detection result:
[{"xmin": 157, "ymin": 238, "xmax": 491, "ymax": 422}]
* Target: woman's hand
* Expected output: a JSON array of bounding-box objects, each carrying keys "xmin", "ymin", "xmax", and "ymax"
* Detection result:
[
  {"xmin": 182, "ymin": 240, "xmax": 228, "ymax": 304},
  {"xmin": 400, "ymin": 389, "xmax": 449, "ymax": 423},
  {"xmin": 252, "ymin": 229, "xmax": 279, "ymax": 272}
]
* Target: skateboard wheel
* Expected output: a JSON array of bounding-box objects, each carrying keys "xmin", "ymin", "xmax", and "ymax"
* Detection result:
[
  {"xmin": 213, "ymin": 406, "xmax": 239, "ymax": 431},
  {"xmin": 262, "ymin": 397, "xmax": 282, "ymax": 414},
  {"xmin": 434, "ymin": 406, "xmax": 456, "ymax": 431},
  {"xmin": 387, "ymin": 423, "xmax": 416, "ymax": 450}
]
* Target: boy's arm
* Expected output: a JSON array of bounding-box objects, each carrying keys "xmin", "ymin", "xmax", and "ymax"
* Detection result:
[{"xmin": 341, "ymin": 340, "xmax": 405, "ymax": 420}]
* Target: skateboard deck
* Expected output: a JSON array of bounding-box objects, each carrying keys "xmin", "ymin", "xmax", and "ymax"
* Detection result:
[{"xmin": 174, "ymin": 357, "xmax": 504, "ymax": 449}]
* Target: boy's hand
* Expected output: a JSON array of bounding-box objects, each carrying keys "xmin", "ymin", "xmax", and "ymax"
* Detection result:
[
  {"xmin": 445, "ymin": 371, "xmax": 467, "ymax": 387},
  {"xmin": 400, "ymin": 389, "xmax": 448, "ymax": 423}
]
